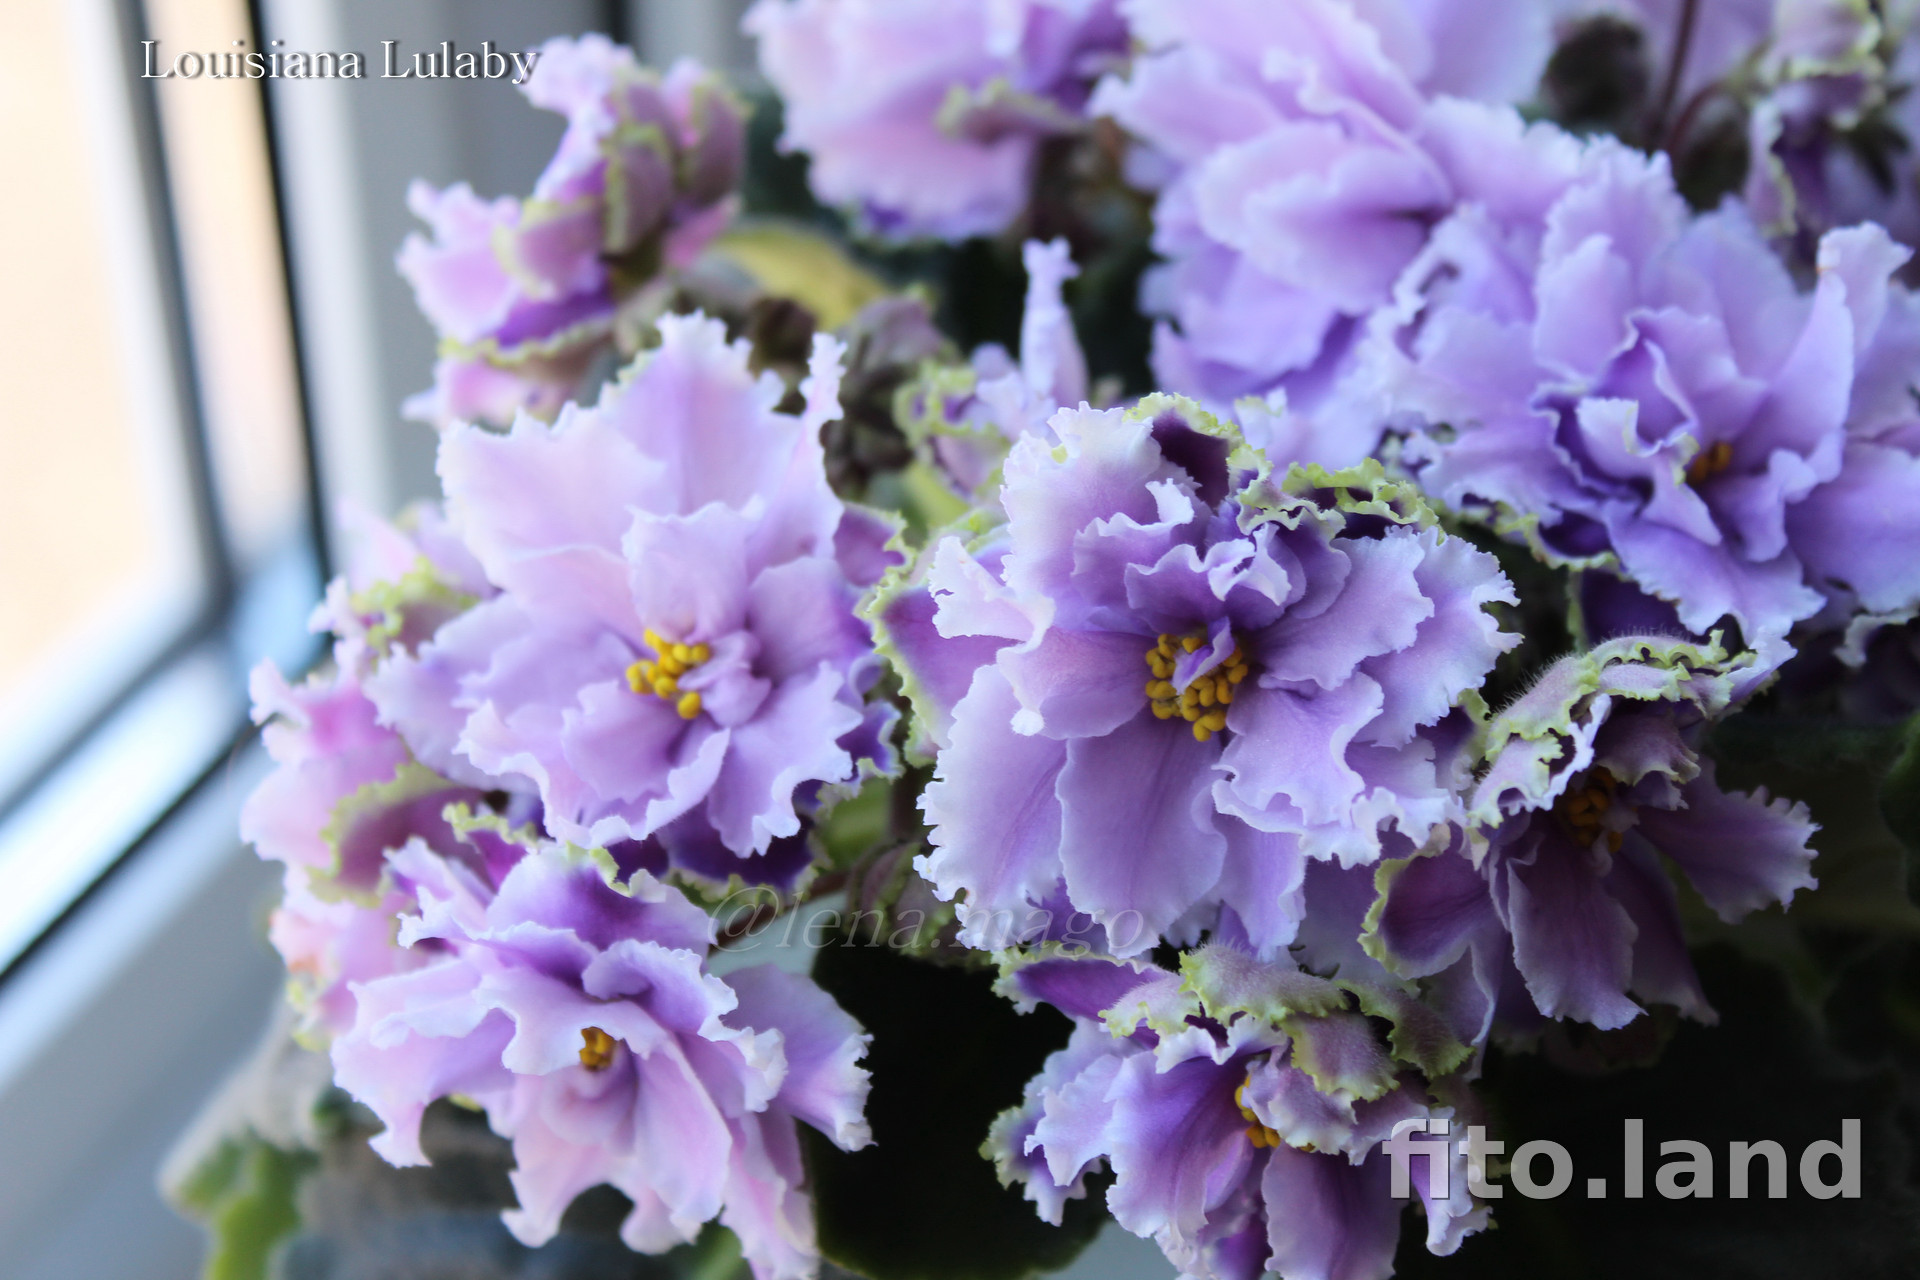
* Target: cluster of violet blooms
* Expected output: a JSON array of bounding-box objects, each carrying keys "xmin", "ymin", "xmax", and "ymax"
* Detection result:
[{"xmin": 242, "ymin": 4, "xmax": 1920, "ymax": 1279}]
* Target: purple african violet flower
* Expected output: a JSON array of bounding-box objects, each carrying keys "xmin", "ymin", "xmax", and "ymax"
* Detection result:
[
  {"xmin": 312, "ymin": 503, "xmax": 499, "ymax": 700},
  {"xmin": 384, "ymin": 314, "xmax": 894, "ymax": 879},
  {"xmin": 400, "ymin": 36, "xmax": 745, "ymax": 427},
  {"xmin": 244, "ymin": 661, "xmax": 423, "ymax": 883},
  {"xmin": 242, "ymin": 655, "xmax": 515, "ymax": 1041},
  {"xmin": 243, "ymin": 500, "xmax": 517, "ymax": 1039},
  {"xmin": 268, "ymin": 869, "xmax": 423, "ymax": 1043},
  {"xmin": 745, "ymin": 0, "xmax": 1127, "ymax": 239},
  {"xmin": 1746, "ymin": 2, "xmax": 1920, "ymax": 255},
  {"xmin": 265, "ymin": 799, "xmax": 533, "ymax": 1045},
  {"xmin": 904, "ymin": 237, "xmax": 1090, "ymax": 498},
  {"xmin": 246, "ymin": 660, "xmax": 433, "ymax": 1041},
  {"xmin": 1369, "ymin": 636, "xmax": 1819, "ymax": 1032},
  {"xmin": 1090, "ymin": 0, "xmax": 1556, "ymax": 459},
  {"xmin": 332, "ymin": 832, "xmax": 870, "ymax": 1278},
  {"xmin": 873, "ymin": 399, "xmax": 1516, "ymax": 957},
  {"xmin": 966, "ymin": 236, "xmax": 1089, "ymax": 445},
  {"xmin": 1379, "ymin": 125, "xmax": 1920, "ymax": 666},
  {"xmin": 987, "ymin": 943, "xmax": 1486, "ymax": 1280}
]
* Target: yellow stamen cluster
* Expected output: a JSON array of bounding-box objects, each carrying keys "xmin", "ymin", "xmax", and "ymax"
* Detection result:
[
  {"xmin": 1235, "ymin": 1079, "xmax": 1283, "ymax": 1149},
  {"xmin": 1685, "ymin": 439, "xmax": 1734, "ymax": 487},
  {"xmin": 1145, "ymin": 632, "xmax": 1248, "ymax": 742},
  {"xmin": 626, "ymin": 627, "xmax": 711, "ymax": 720},
  {"xmin": 579, "ymin": 1025, "xmax": 618, "ymax": 1072},
  {"xmin": 1560, "ymin": 771, "xmax": 1625, "ymax": 853}
]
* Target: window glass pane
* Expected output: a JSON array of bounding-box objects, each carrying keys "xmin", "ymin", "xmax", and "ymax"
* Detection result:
[
  {"xmin": 146, "ymin": 0, "xmax": 308, "ymax": 573},
  {"xmin": 0, "ymin": 0, "xmax": 206, "ymax": 801}
]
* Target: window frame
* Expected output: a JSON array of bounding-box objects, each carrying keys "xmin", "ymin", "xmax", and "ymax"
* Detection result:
[{"xmin": 0, "ymin": 0, "xmax": 326, "ymax": 980}]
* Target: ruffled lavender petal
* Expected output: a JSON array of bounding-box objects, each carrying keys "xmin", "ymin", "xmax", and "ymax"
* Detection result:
[
  {"xmin": 1058, "ymin": 713, "xmax": 1226, "ymax": 955},
  {"xmin": 919, "ymin": 667, "xmax": 1069, "ymax": 946},
  {"xmin": 1260, "ymin": 1144, "xmax": 1400, "ymax": 1280},
  {"xmin": 1636, "ymin": 761, "xmax": 1820, "ymax": 923},
  {"xmin": 1501, "ymin": 828, "xmax": 1643, "ymax": 1030},
  {"xmin": 745, "ymin": 0, "xmax": 1126, "ymax": 239},
  {"xmin": 1605, "ymin": 839, "xmax": 1715, "ymax": 1022},
  {"xmin": 725, "ymin": 962, "xmax": 873, "ymax": 1151},
  {"xmin": 1104, "ymin": 1050, "xmax": 1251, "ymax": 1243}
]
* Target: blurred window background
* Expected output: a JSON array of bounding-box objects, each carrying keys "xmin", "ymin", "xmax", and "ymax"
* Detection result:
[{"xmin": 0, "ymin": 0, "xmax": 317, "ymax": 975}]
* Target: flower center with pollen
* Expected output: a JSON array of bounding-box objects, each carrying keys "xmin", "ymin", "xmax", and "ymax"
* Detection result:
[
  {"xmin": 1235, "ymin": 1076, "xmax": 1284, "ymax": 1149},
  {"xmin": 1144, "ymin": 632, "xmax": 1247, "ymax": 743},
  {"xmin": 626, "ymin": 627, "xmax": 710, "ymax": 719},
  {"xmin": 1558, "ymin": 770, "xmax": 1624, "ymax": 853},
  {"xmin": 1685, "ymin": 440, "xmax": 1733, "ymax": 487},
  {"xmin": 578, "ymin": 1026, "xmax": 618, "ymax": 1071}
]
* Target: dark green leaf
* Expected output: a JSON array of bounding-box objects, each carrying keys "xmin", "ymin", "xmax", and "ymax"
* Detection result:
[
  {"xmin": 817, "ymin": 778, "xmax": 897, "ymax": 871},
  {"xmin": 803, "ymin": 941, "xmax": 1109, "ymax": 1280},
  {"xmin": 1393, "ymin": 946, "xmax": 1920, "ymax": 1279},
  {"xmin": 1705, "ymin": 714, "xmax": 1920, "ymax": 938},
  {"xmin": 1878, "ymin": 712, "xmax": 1920, "ymax": 864},
  {"xmin": 197, "ymin": 1136, "xmax": 315, "ymax": 1280}
]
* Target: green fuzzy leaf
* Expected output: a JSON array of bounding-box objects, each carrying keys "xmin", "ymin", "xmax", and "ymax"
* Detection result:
[
  {"xmin": 816, "ymin": 776, "xmax": 896, "ymax": 871},
  {"xmin": 1180, "ymin": 942, "xmax": 1348, "ymax": 1025},
  {"xmin": 1280, "ymin": 1010, "xmax": 1399, "ymax": 1105},
  {"xmin": 846, "ymin": 837, "xmax": 962, "ymax": 957},
  {"xmin": 894, "ymin": 459, "xmax": 974, "ymax": 534},
  {"xmin": 1879, "ymin": 711, "xmax": 1920, "ymax": 862},
  {"xmin": 803, "ymin": 941, "xmax": 1109, "ymax": 1280},
  {"xmin": 185, "ymin": 1136, "xmax": 315, "ymax": 1280},
  {"xmin": 1389, "ymin": 947, "xmax": 1920, "ymax": 1277},
  {"xmin": 173, "ymin": 1136, "xmax": 246, "ymax": 1220},
  {"xmin": 679, "ymin": 1223, "xmax": 752, "ymax": 1280},
  {"xmin": 713, "ymin": 221, "xmax": 890, "ymax": 330},
  {"xmin": 1704, "ymin": 714, "xmax": 1920, "ymax": 940},
  {"xmin": 1676, "ymin": 713, "xmax": 1920, "ymax": 1017},
  {"xmin": 1337, "ymin": 978, "xmax": 1472, "ymax": 1078}
]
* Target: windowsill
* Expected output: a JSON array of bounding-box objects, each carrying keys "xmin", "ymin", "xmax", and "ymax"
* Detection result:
[{"xmin": 0, "ymin": 736, "xmax": 284, "ymax": 1277}]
